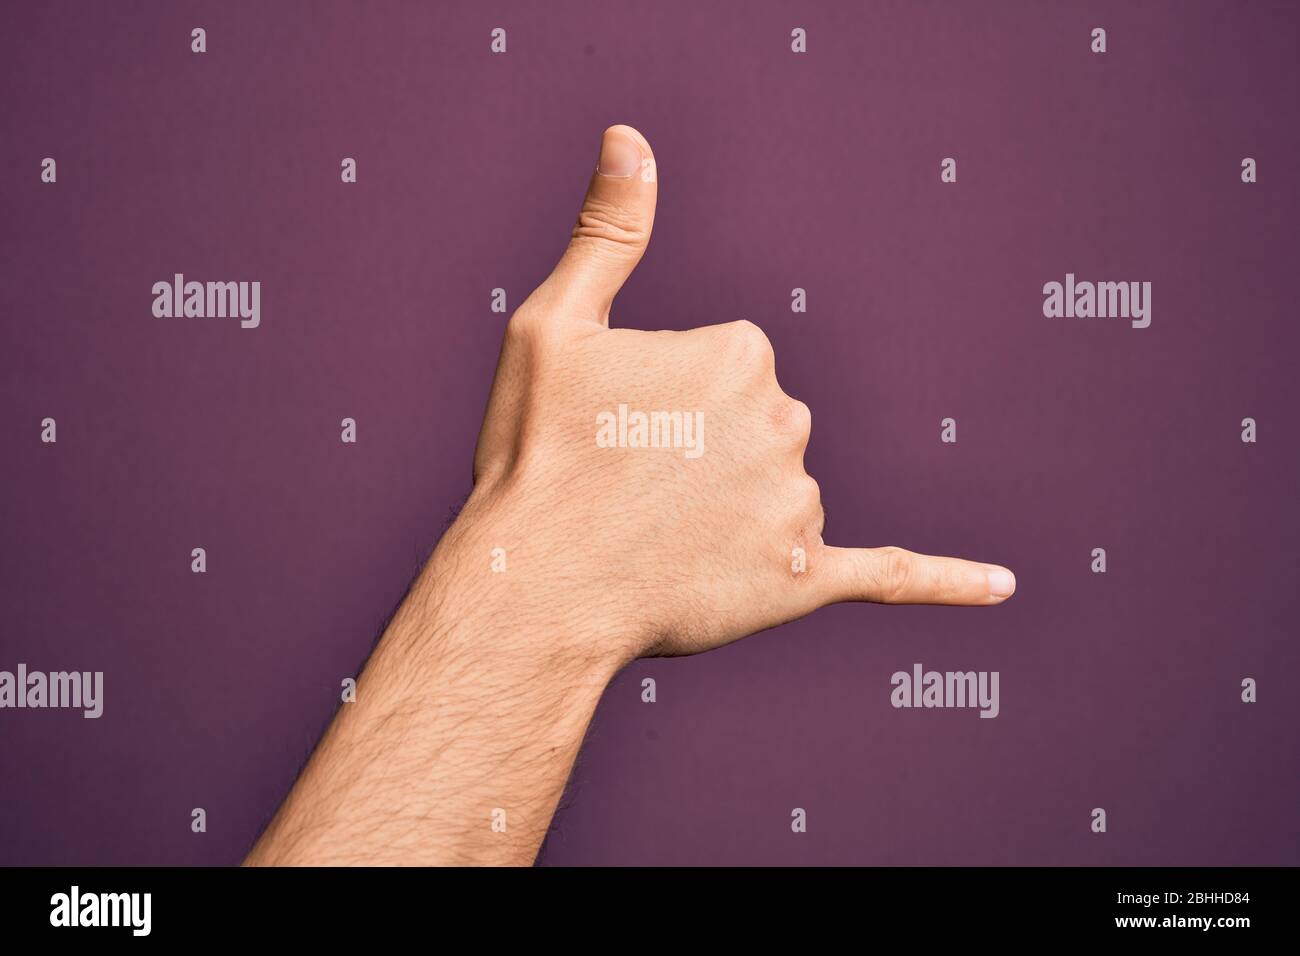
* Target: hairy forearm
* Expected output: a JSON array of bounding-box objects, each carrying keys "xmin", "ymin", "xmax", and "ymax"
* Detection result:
[{"xmin": 244, "ymin": 500, "xmax": 623, "ymax": 866}]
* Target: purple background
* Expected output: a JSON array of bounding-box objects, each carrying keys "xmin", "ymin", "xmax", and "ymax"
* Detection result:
[{"xmin": 2, "ymin": 1, "xmax": 1297, "ymax": 866}]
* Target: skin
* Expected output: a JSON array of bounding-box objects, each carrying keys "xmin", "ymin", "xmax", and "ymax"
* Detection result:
[{"xmin": 243, "ymin": 125, "xmax": 1015, "ymax": 866}]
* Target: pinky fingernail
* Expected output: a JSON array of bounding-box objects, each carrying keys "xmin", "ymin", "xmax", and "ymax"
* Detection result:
[{"xmin": 987, "ymin": 568, "xmax": 1016, "ymax": 599}]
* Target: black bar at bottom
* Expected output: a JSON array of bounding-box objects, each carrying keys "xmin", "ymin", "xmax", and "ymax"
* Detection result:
[{"xmin": 0, "ymin": 866, "xmax": 1289, "ymax": 942}]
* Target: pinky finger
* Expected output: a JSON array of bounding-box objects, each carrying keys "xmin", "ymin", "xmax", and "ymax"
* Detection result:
[{"xmin": 818, "ymin": 546, "xmax": 1016, "ymax": 607}]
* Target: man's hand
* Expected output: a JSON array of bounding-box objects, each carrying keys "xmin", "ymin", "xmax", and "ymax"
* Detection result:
[
  {"xmin": 244, "ymin": 125, "xmax": 1014, "ymax": 867},
  {"xmin": 466, "ymin": 124, "xmax": 1014, "ymax": 660}
]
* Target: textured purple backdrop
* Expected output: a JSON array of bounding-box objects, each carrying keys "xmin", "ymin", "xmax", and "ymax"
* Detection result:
[{"xmin": 1, "ymin": 1, "xmax": 1297, "ymax": 866}]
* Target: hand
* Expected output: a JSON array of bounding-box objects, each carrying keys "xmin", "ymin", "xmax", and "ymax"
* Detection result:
[
  {"xmin": 244, "ymin": 125, "xmax": 1015, "ymax": 866},
  {"xmin": 459, "ymin": 124, "xmax": 1014, "ymax": 665}
]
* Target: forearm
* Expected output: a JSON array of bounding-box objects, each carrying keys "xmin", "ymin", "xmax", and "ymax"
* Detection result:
[{"xmin": 244, "ymin": 503, "xmax": 623, "ymax": 866}]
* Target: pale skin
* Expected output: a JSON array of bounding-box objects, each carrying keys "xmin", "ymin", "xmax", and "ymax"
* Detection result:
[{"xmin": 243, "ymin": 125, "xmax": 1016, "ymax": 866}]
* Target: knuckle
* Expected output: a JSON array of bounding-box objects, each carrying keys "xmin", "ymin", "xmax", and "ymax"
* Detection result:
[
  {"xmin": 797, "ymin": 478, "xmax": 825, "ymax": 537},
  {"xmin": 506, "ymin": 298, "xmax": 545, "ymax": 332},
  {"xmin": 573, "ymin": 198, "xmax": 650, "ymax": 251},
  {"xmin": 506, "ymin": 299, "xmax": 590, "ymax": 352},
  {"xmin": 772, "ymin": 398, "xmax": 812, "ymax": 440},
  {"xmin": 727, "ymin": 320, "xmax": 775, "ymax": 365},
  {"xmin": 798, "ymin": 473, "xmax": 821, "ymax": 508},
  {"xmin": 879, "ymin": 546, "xmax": 913, "ymax": 603},
  {"xmin": 503, "ymin": 311, "xmax": 535, "ymax": 345},
  {"xmin": 504, "ymin": 309, "xmax": 547, "ymax": 349},
  {"xmin": 505, "ymin": 307, "xmax": 535, "ymax": 333}
]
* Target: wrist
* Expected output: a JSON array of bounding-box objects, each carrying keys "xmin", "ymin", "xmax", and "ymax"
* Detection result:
[{"xmin": 406, "ymin": 486, "xmax": 641, "ymax": 679}]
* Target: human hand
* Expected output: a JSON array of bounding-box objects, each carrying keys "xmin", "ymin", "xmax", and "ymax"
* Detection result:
[{"xmin": 455, "ymin": 124, "xmax": 1015, "ymax": 666}]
